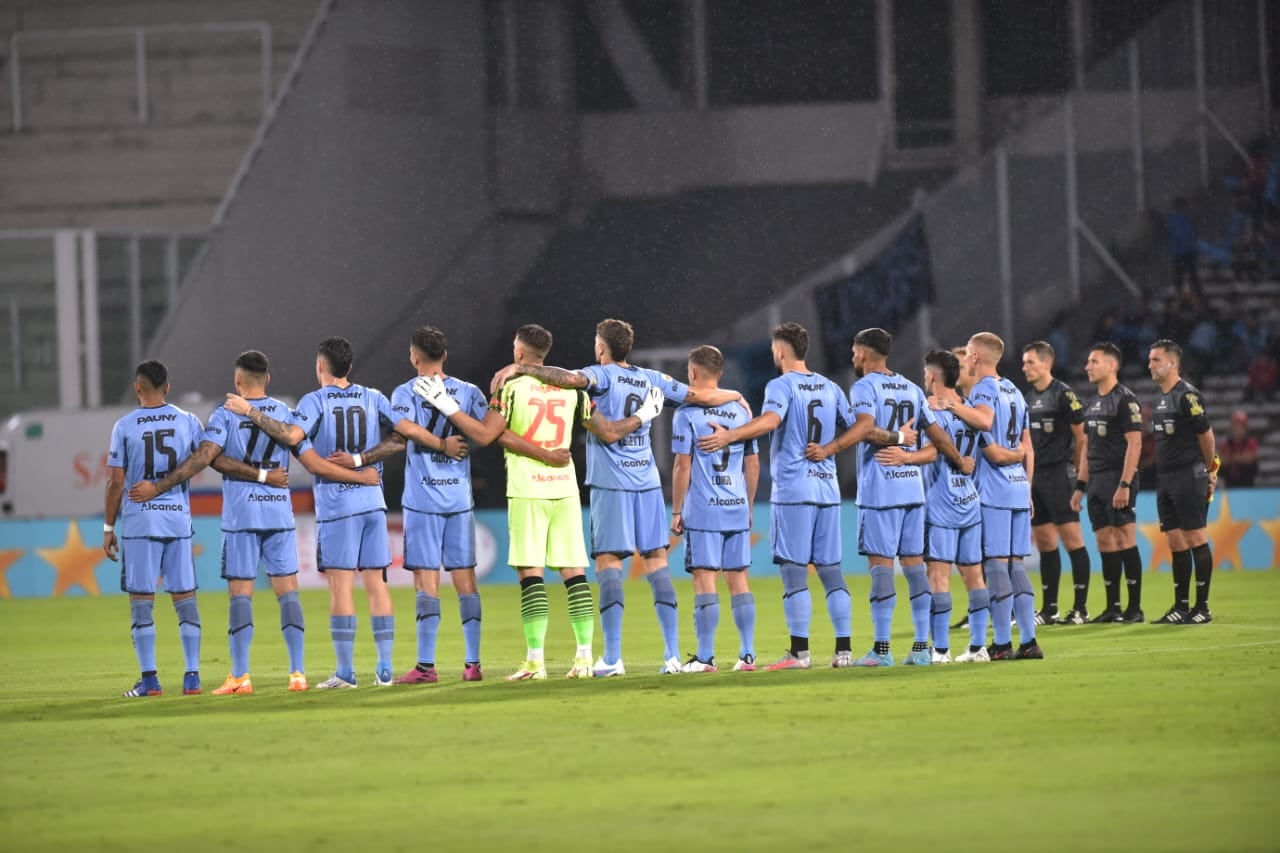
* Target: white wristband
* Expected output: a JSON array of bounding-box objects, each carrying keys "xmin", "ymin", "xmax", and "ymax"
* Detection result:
[
  {"xmin": 896, "ymin": 430, "xmax": 905, "ymax": 446},
  {"xmin": 103, "ymin": 522, "xmax": 114, "ymax": 533},
  {"xmin": 257, "ymin": 468, "xmax": 268, "ymax": 484},
  {"xmin": 352, "ymin": 453, "xmax": 363, "ymax": 468}
]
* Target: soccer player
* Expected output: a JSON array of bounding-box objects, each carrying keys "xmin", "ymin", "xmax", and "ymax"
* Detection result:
[
  {"xmin": 669, "ymin": 345, "xmax": 759, "ymax": 672},
  {"xmin": 700, "ymin": 324, "xmax": 908, "ymax": 670},
  {"xmin": 227, "ymin": 337, "xmax": 402, "ymax": 689},
  {"xmin": 128, "ymin": 350, "xmax": 381, "ymax": 694},
  {"xmin": 492, "ymin": 318, "xmax": 740, "ymax": 676},
  {"xmin": 104, "ymin": 360, "xmax": 206, "ymax": 698},
  {"xmin": 348, "ymin": 325, "xmax": 565, "ymax": 683},
  {"xmin": 423, "ymin": 324, "xmax": 663, "ymax": 680},
  {"xmin": 874, "ymin": 349, "xmax": 984, "ymax": 663},
  {"xmin": 1021, "ymin": 340, "xmax": 1091, "ymax": 624},
  {"xmin": 1070, "ymin": 343, "xmax": 1144, "ymax": 624},
  {"xmin": 934, "ymin": 332, "xmax": 1041, "ymax": 660},
  {"xmin": 806, "ymin": 328, "xmax": 969, "ymax": 667},
  {"xmin": 1147, "ymin": 340, "xmax": 1219, "ymax": 624}
]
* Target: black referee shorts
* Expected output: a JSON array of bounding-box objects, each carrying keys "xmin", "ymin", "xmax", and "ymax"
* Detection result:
[
  {"xmin": 1156, "ymin": 465, "xmax": 1210, "ymax": 532},
  {"xmin": 1032, "ymin": 464, "xmax": 1080, "ymax": 527},
  {"xmin": 1087, "ymin": 469, "xmax": 1137, "ymax": 531}
]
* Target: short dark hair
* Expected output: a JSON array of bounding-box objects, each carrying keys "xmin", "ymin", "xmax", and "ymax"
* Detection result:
[
  {"xmin": 771, "ymin": 322, "xmax": 808, "ymax": 359},
  {"xmin": 687, "ymin": 345, "xmax": 724, "ymax": 375},
  {"xmin": 1151, "ymin": 339, "xmax": 1182, "ymax": 364},
  {"xmin": 596, "ymin": 319, "xmax": 634, "ymax": 361},
  {"xmin": 135, "ymin": 360, "xmax": 168, "ymax": 390},
  {"xmin": 853, "ymin": 327, "xmax": 892, "ymax": 357},
  {"xmin": 1090, "ymin": 341, "xmax": 1123, "ymax": 365},
  {"xmin": 234, "ymin": 350, "xmax": 269, "ymax": 377},
  {"xmin": 317, "ymin": 337, "xmax": 353, "ymax": 378},
  {"xmin": 924, "ymin": 349, "xmax": 960, "ymax": 389},
  {"xmin": 411, "ymin": 326, "xmax": 447, "ymax": 361},
  {"xmin": 1022, "ymin": 340, "xmax": 1055, "ymax": 362},
  {"xmin": 516, "ymin": 324, "xmax": 553, "ymax": 358}
]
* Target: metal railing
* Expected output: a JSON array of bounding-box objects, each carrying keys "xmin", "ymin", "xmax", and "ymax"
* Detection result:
[
  {"xmin": 7, "ymin": 20, "xmax": 273, "ymax": 132},
  {"xmin": 714, "ymin": 0, "xmax": 1269, "ymax": 383}
]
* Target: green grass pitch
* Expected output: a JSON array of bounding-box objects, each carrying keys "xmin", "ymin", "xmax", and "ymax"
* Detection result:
[{"xmin": 1, "ymin": 572, "xmax": 1277, "ymax": 852}]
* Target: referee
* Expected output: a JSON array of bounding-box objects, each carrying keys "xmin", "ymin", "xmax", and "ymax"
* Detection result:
[
  {"xmin": 1147, "ymin": 340, "xmax": 1219, "ymax": 624},
  {"xmin": 1021, "ymin": 341, "xmax": 1090, "ymax": 625},
  {"xmin": 1070, "ymin": 343, "xmax": 1144, "ymax": 623}
]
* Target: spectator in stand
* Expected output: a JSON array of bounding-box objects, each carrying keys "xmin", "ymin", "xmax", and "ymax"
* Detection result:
[
  {"xmin": 1045, "ymin": 312, "xmax": 1072, "ymax": 372},
  {"xmin": 1162, "ymin": 292, "xmax": 1198, "ymax": 345},
  {"xmin": 1183, "ymin": 307, "xmax": 1221, "ymax": 385},
  {"xmin": 1246, "ymin": 340, "xmax": 1279, "ymax": 402},
  {"xmin": 1231, "ymin": 314, "xmax": 1271, "ymax": 365},
  {"xmin": 1113, "ymin": 305, "xmax": 1159, "ymax": 367},
  {"xmin": 1219, "ymin": 410, "xmax": 1259, "ymax": 488},
  {"xmin": 1168, "ymin": 197, "xmax": 1200, "ymax": 296},
  {"xmin": 1200, "ymin": 193, "xmax": 1260, "ymax": 282}
]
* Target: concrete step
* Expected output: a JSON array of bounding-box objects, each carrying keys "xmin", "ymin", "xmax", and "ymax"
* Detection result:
[
  {"xmin": 0, "ymin": 202, "xmax": 217, "ymax": 231},
  {"xmin": 10, "ymin": 0, "xmax": 319, "ymax": 47},
  {"xmin": 3, "ymin": 169, "xmax": 230, "ymax": 209}
]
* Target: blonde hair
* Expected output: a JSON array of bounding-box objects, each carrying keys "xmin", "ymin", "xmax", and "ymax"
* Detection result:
[{"xmin": 967, "ymin": 332, "xmax": 1004, "ymax": 365}]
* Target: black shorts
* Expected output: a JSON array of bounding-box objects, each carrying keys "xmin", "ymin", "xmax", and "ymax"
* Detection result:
[
  {"xmin": 1156, "ymin": 465, "xmax": 1209, "ymax": 532},
  {"xmin": 1031, "ymin": 464, "xmax": 1080, "ymax": 527},
  {"xmin": 1087, "ymin": 469, "xmax": 1137, "ymax": 531}
]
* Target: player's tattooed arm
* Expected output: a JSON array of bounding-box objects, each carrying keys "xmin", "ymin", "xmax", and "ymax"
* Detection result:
[
  {"xmin": 923, "ymin": 421, "xmax": 972, "ymax": 474},
  {"xmin": 584, "ymin": 410, "xmax": 642, "ymax": 444},
  {"xmin": 211, "ymin": 453, "xmax": 287, "ymax": 488},
  {"xmin": 496, "ymin": 429, "xmax": 571, "ymax": 467},
  {"xmin": 224, "ymin": 393, "xmax": 304, "ymax": 447},
  {"xmin": 683, "ymin": 386, "xmax": 741, "ymax": 408},
  {"xmin": 337, "ymin": 432, "xmax": 407, "ymax": 467},
  {"xmin": 129, "ymin": 441, "xmax": 222, "ymax": 502},
  {"xmin": 512, "ymin": 364, "xmax": 590, "ymax": 390}
]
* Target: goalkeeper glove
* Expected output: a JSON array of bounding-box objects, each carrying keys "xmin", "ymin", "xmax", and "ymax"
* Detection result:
[
  {"xmin": 634, "ymin": 386, "xmax": 665, "ymax": 425},
  {"xmin": 412, "ymin": 375, "xmax": 460, "ymax": 417}
]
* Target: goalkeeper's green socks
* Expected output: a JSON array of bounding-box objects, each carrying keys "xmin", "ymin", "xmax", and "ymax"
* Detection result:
[
  {"xmin": 565, "ymin": 574, "xmax": 595, "ymax": 652},
  {"xmin": 519, "ymin": 575, "xmax": 549, "ymax": 656}
]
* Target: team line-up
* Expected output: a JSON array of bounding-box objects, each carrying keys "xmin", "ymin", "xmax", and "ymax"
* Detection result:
[{"xmin": 104, "ymin": 318, "xmax": 1221, "ymax": 697}]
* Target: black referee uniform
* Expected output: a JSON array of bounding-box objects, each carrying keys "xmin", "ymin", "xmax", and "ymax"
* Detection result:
[
  {"xmin": 1080, "ymin": 384, "xmax": 1144, "ymax": 621},
  {"xmin": 1026, "ymin": 378, "xmax": 1088, "ymax": 618},
  {"xmin": 1151, "ymin": 379, "xmax": 1216, "ymax": 622}
]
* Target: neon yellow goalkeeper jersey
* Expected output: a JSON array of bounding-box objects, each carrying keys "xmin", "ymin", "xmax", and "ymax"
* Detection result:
[{"xmin": 494, "ymin": 375, "xmax": 592, "ymax": 500}]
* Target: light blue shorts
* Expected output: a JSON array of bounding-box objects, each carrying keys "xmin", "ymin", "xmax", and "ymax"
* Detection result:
[
  {"xmin": 924, "ymin": 523, "xmax": 982, "ymax": 566},
  {"xmin": 221, "ymin": 529, "xmax": 296, "ymax": 580},
  {"xmin": 980, "ymin": 506, "xmax": 1032, "ymax": 559},
  {"xmin": 770, "ymin": 503, "xmax": 841, "ymax": 566},
  {"xmin": 403, "ymin": 509, "xmax": 476, "ymax": 571},
  {"xmin": 857, "ymin": 505, "xmax": 925, "ymax": 559},
  {"xmin": 316, "ymin": 511, "xmax": 391, "ymax": 571},
  {"xmin": 589, "ymin": 488, "xmax": 669, "ymax": 557},
  {"xmin": 120, "ymin": 536, "xmax": 197, "ymax": 595},
  {"xmin": 684, "ymin": 529, "xmax": 751, "ymax": 572}
]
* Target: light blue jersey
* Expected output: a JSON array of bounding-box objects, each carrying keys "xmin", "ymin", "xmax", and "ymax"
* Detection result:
[
  {"xmin": 391, "ymin": 376, "xmax": 488, "ymax": 515},
  {"xmin": 293, "ymin": 383, "xmax": 395, "ymax": 521},
  {"xmin": 923, "ymin": 405, "xmax": 981, "ymax": 528},
  {"xmin": 203, "ymin": 397, "xmax": 295, "ymax": 533},
  {"xmin": 970, "ymin": 375, "xmax": 1031, "ymax": 510},
  {"xmin": 108, "ymin": 403, "xmax": 204, "ymax": 539},
  {"xmin": 581, "ymin": 362, "xmax": 689, "ymax": 490},
  {"xmin": 760, "ymin": 371, "xmax": 853, "ymax": 506},
  {"xmin": 671, "ymin": 400, "xmax": 757, "ymax": 532},
  {"xmin": 851, "ymin": 371, "xmax": 933, "ymax": 508}
]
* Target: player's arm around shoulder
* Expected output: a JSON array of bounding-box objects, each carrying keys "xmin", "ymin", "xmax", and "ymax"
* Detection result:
[{"xmin": 226, "ymin": 392, "xmax": 306, "ymax": 447}]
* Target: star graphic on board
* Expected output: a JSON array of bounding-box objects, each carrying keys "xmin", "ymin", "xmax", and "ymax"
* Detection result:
[
  {"xmin": 0, "ymin": 549, "xmax": 24, "ymax": 599},
  {"xmin": 1137, "ymin": 518, "xmax": 1172, "ymax": 572},
  {"xmin": 1256, "ymin": 516, "xmax": 1280, "ymax": 571},
  {"xmin": 1201, "ymin": 492, "xmax": 1253, "ymax": 570},
  {"xmin": 36, "ymin": 521, "xmax": 105, "ymax": 597}
]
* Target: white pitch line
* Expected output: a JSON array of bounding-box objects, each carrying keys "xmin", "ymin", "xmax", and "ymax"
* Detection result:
[{"xmin": 1050, "ymin": 639, "xmax": 1280, "ymax": 658}]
